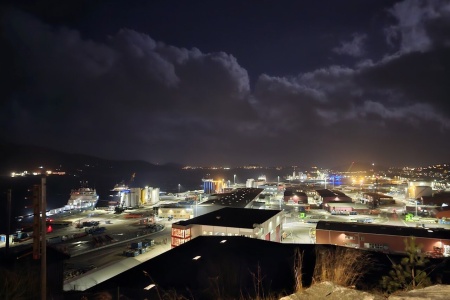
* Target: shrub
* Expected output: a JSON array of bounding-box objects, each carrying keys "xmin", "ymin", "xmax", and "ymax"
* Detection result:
[{"xmin": 381, "ymin": 236, "xmax": 432, "ymax": 293}]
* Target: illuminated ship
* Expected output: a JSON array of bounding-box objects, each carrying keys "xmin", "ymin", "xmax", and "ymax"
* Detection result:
[{"xmin": 66, "ymin": 181, "xmax": 99, "ymax": 209}]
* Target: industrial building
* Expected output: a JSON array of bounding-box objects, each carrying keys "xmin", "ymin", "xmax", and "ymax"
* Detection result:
[
  {"xmin": 420, "ymin": 191, "xmax": 450, "ymax": 206},
  {"xmin": 315, "ymin": 221, "xmax": 450, "ymax": 258},
  {"xmin": 322, "ymin": 202, "xmax": 371, "ymax": 215},
  {"xmin": 283, "ymin": 189, "xmax": 308, "ymax": 204},
  {"xmin": 199, "ymin": 188, "xmax": 264, "ymax": 208},
  {"xmin": 202, "ymin": 178, "xmax": 232, "ymax": 193},
  {"xmin": 313, "ymin": 189, "xmax": 352, "ymax": 204},
  {"xmin": 170, "ymin": 207, "xmax": 284, "ymax": 248},
  {"xmin": 155, "ymin": 188, "xmax": 265, "ymax": 219},
  {"xmin": 360, "ymin": 192, "xmax": 394, "ymax": 208},
  {"xmin": 407, "ymin": 184, "xmax": 432, "ymax": 199}
]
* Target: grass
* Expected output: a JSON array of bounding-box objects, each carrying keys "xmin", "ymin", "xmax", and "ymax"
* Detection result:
[
  {"xmin": 312, "ymin": 246, "xmax": 371, "ymax": 288},
  {"xmin": 293, "ymin": 248, "xmax": 305, "ymax": 293}
]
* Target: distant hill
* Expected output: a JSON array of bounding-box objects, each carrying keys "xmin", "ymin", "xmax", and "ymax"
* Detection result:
[{"xmin": 0, "ymin": 142, "xmax": 182, "ymax": 177}]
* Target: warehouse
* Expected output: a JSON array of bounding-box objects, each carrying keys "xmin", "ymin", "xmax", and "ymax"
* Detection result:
[{"xmin": 315, "ymin": 221, "xmax": 450, "ymax": 258}]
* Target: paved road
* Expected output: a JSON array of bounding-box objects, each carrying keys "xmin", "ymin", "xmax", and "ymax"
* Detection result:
[{"xmin": 2, "ymin": 205, "xmax": 174, "ymax": 276}]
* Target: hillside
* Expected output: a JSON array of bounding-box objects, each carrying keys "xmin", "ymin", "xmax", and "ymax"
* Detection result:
[{"xmin": 0, "ymin": 142, "xmax": 182, "ymax": 177}]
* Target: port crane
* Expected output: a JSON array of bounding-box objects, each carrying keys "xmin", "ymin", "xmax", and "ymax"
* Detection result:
[{"xmin": 347, "ymin": 162, "xmax": 355, "ymax": 173}]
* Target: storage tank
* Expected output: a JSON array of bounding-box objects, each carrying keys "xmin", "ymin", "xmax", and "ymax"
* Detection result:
[
  {"xmin": 129, "ymin": 188, "xmax": 141, "ymax": 207},
  {"xmin": 141, "ymin": 187, "xmax": 151, "ymax": 205},
  {"xmin": 151, "ymin": 188, "xmax": 160, "ymax": 204},
  {"xmin": 140, "ymin": 186, "xmax": 160, "ymax": 204}
]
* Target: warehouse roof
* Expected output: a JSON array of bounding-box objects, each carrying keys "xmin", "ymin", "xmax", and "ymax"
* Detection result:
[
  {"xmin": 200, "ymin": 187, "xmax": 264, "ymax": 208},
  {"xmin": 174, "ymin": 207, "xmax": 282, "ymax": 229},
  {"xmin": 316, "ymin": 221, "xmax": 450, "ymax": 239}
]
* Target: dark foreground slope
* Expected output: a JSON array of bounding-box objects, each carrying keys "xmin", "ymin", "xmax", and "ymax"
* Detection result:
[{"xmin": 63, "ymin": 236, "xmax": 450, "ymax": 300}]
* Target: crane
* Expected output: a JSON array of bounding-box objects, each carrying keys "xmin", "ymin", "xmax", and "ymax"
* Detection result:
[
  {"xmin": 129, "ymin": 172, "xmax": 136, "ymax": 186},
  {"xmin": 347, "ymin": 162, "xmax": 355, "ymax": 173}
]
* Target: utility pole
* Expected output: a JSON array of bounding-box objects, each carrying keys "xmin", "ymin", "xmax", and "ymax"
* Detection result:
[
  {"xmin": 6, "ymin": 189, "xmax": 11, "ymax": 255},
  {"xmin": 41, "ymin": 176, "xmax": 47, "ymax": 300},
  {"xmin": 32, "ymin": 184, "xmax": 41, "ymax": 260},
  {"xmin": 31, "ymin": 176, "xmax": 47, "ymax": 299}
]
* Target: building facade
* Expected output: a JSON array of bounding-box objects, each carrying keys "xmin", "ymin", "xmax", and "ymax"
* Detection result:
[
  {"xmin": 171, "ymin": 207, "xmax": 283, "ymax": 248},
  {"xmin": 315, "ymin": 221, "xmax": 450, "ymax": 258}
]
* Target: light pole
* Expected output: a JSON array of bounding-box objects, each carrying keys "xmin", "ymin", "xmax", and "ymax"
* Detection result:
[
  {"xmin": 415, "ymin": 199, "xmax": 418, "ymax": 217},
  {"xmin": 178, "ymin": 184, "xmax": 181, "ymax": 194},
  {"xmin": 233, "ymin": 174, "xmax": 236, "ymax": 185},
  {"xmin": 195, "ymin": 195, "xmax": 198, "ymax": 217}
]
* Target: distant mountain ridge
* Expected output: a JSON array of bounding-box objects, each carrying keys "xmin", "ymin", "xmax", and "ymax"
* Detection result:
[
  {"xmin": 1, "ymin": 143, "xmax": 403, "ymax": 177},
  {"xmin": 0, "ymin": 142, "xmax": 183, "ymax": 177}
]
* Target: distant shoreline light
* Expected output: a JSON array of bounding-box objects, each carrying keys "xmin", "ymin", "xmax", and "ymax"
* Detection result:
[{"xmin": 11, "ymin": 170, "xmax": 66, "ymax": 177}]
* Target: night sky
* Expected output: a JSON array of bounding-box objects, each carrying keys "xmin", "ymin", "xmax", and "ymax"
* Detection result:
[{"xmin": 1, "ymin": 0, "xmax": 450, "ymax": 168}]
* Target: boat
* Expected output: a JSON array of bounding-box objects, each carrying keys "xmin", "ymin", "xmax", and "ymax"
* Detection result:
[
  {"xmin": 105, "ymin": 182, "xmax": 131, "ymax": 209},
  {"xmin": 66, "ymin": 181, "xmax": 99, "ymax": 209}
]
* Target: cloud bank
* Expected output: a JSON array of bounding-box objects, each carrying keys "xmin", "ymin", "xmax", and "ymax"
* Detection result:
[{"xmin": 1, "ymin": 0, "xmax": 450, "ymax": 167}]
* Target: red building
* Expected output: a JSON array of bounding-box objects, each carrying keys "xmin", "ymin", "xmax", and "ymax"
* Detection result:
[{"xmin": 315, "ymin": 221, "xmax": 450, "ymax": 258}]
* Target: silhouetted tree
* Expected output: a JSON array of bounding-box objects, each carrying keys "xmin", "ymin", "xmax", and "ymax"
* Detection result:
[{"xmin": 381, "ymin": 236, "xmax": 432, "ymax": 293}]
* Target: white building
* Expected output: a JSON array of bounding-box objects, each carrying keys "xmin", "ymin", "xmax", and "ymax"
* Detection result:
[{"xmin": 171, "ymin": 207, "xmax": 283, "ymax": 248}]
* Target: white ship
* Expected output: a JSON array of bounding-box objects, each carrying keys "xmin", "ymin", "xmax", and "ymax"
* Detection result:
[
  {"xmin": 108, "ymin": 182, "xmax": 130, "ymax": 207},
  {"xmin": 66, "ymin": 181, "xmax": 99, "ymax": 209}
]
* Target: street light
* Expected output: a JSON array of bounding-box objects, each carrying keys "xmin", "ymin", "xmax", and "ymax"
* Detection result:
[
  {"xmin": 178, "ymin": 184, "xmax": 181, "ymax": 194},
  {"xmin": 233, "ymin": 174, "xmax": 236, "ymax": 185}
]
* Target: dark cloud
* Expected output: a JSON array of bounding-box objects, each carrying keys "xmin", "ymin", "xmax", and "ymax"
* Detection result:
[
  {"xmin": 1, "ymin": 0, "xmax": 450, "ymax": 167},
  {"xmin": 1, "ymin": 9, "xmax": 255, "ymax": 164},
  {"xmin": 385, "ymin": 0, "xmax": 450, "ymax": 53},
  {"xmin": 333, "ymin": 33, "xmax": 368, "ymax": 57}
]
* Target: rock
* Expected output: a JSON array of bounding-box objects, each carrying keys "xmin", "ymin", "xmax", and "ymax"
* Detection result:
[
  {"xmin": 280, "ymin": 281, "xmax": 385, "ymax": 300},
  {"xmin": 388, "ymin": 284, "xmax": 450, "ymax": 300},
  {"xmin": 281, "ymin": 282, "xmax": 450, "ymax": 300}
]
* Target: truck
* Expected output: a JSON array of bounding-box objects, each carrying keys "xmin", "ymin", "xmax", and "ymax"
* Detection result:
[
  {"xmin": 123, "ymin": 250, "xmax": 140, "ymax": 257},
  {"xmin": 142, "ymin": 239, "xmax": 155, "ymax": 247},
  {"xmin": 130, "ymin": 241, "xmax": 142, "ymax": 249}
]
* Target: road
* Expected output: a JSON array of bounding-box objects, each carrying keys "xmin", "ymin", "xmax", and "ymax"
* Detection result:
[{"xmin": 3, "ymin": 205, "xmax": 174, "ymax": 279}]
